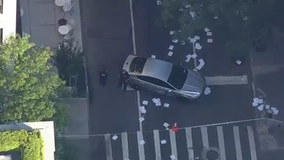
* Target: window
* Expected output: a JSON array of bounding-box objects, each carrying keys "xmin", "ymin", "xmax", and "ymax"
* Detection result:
[
  {"xmin": 129, "ymin": 57, "xmax": 147, "ymax": 73},
  {"xmin": 167, "ymin": 65, "xmax": 188, "ymax": 89},
  {"xmin": 137, "ymin": 76, "xmax": 175, "ymax": 89}
]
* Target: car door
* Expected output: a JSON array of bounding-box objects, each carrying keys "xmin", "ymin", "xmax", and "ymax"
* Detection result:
[{"xmin": 136, "ymin": 76, "xmax": 176, "ymax": 95}]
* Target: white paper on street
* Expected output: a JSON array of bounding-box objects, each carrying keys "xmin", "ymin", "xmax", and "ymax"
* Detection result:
[
  {"xmin": 258, "ymin": 98, "xmax": 263, "ymax": 104},
  {"xmin": 151, "ymin": 55, "xmax": 156, "ymax": 59},
  {"xmin": 236, "ymin": 60, "xmax": 242, "ymax": 65},
  {"xmin": 196, "ymin": 59, "xmax": 205, "ymax": 70},
  {"xmin": 257, "ymin": 104, "xmax": 264, "ymax": 111},
  {"xmin": 186, "ymin": 54, "xmax": 192, "ymax": 59},
  {"xmin": 194, "ymin": 35, "xmax": 200, "ymax": 40},
  {"xmin": 172, "ymin": 39, "xmax": 178, "ymax": 43},
  {"xmin": 271, "ymin": 107, "xmax": 279, "ymax": 115},
  {"xmin": 142, "ymin": 100, "xmax": 148, "ymax": 105},
  {"xmin": 204, "ymin": 87, "xmax": 211, "ymax": 95},
  {"xmin": 156, "ymin": 0, "xmax": 161, "ymax": 5},
  {"xmin": 185, "ymin": 5, "xmax": 190, "ymax": 8},
  {"xmin": 207, "ymin": 32, "xmax": 212, "ymax": 36},
  {"xmin": 139, "ymin": 117, "xmax": 145, "ymax": 122},
  {"xmin": 169, "ymin": 45, "xmax": 174, "ymax": 50},
  {"xmin": 204, "ymin": 28, "xmax": 210, "ymax": 32},
  {"xmin": 252, "ymin": 101, "xmax": 258, "ymax": 107},
  {"xmin": 181, "ymin": 41, "xmax": 186, "ymax": 45},
  {"xmin": 170, "ymin": 155, "xmax": 176, "ymax": 160},
  {"xmin": 163, "ymin": 122, "xmax": 170, "ymax": 128},
  {"xmin": 185, "ymin": 58, "xmax": 191, "ymax": 63},
  {"xmin": 168, "ymin": 51, "xmax": 173, "ymax": 56},
  {"xmin": 190, "ymin": 38, "xmax": 197, "ymax": 43},
  {"xmin": 112, "ymin": 135, "xmax": 118, "ymax": 140},
  {"xmin": 265, "ymin": 105, "xmax": 271, "ymax": 110},
  {"xmin": 163, "ymin": 103, "xmax": 170, "ymax": 108},
  {"xmin": 161, "ymin": 140, "xmax": 167, "ymax": 144},
  {"xmin": 152, "ymin": 98, "xmax": 158, "ymax": 103},
  {"xmin": 253, "ymin": 97, "xmax": 258, "ymax": 103},
  {"xmin": 139, "ymin": 140, "xmax": 145, "ymax": 145},
  {"xmin": 207, "ymin": 39, "xmax": 213, "ymax": 43},
  {"xmin": 155, "ymin": 102, "xmax": 162, "ymax": 106},
  {"xmin": 195, "ymin": 43, "xmax": 202, "ymax": 50},
  {"xmin": 191, "ymin": 53, "xmax": 197, "ymax": 58},
  {"xmin": 170, "ymin": 31, "xmax": 175, "ymax": 35}
]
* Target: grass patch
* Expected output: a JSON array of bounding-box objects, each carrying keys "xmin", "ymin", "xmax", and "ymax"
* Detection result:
[{"xmin": 0, "ymin": 130, "xmax": 44, "ymax": 160}]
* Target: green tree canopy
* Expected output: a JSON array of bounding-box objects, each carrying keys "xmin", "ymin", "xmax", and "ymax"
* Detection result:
[
  {"xmin": 0, "ymin": 35, "xmax": 68, "ymax": 123},
  {"xmin": 160, "ymin": 0, "xmax": 282, "ymax": 55}
]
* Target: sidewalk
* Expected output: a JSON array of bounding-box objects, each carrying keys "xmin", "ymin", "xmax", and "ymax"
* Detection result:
[{"xmin": 20, "ymin": 0, "xmax": 82, "ymax": 50}]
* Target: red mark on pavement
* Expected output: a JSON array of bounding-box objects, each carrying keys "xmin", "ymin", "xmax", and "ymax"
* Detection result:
[{"xmin": 171, "ymin": 123, "xmax": 178, "ymax": 132}]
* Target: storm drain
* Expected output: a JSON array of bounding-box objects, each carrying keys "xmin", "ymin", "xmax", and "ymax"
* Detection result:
[{"xmin": 201, "ymin": 147, "xmax": 220, "ymax": 160}]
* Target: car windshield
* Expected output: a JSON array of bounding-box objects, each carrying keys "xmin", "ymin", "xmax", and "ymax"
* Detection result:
[
  {"xmin": 167, "ymin": 65, "xmax": 188, "ymax": 89},
  {"xmin": 129, "ymin": 57, "xmax": 147, "ymax": 74}
]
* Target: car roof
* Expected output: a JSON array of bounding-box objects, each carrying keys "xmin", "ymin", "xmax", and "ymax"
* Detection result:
[{"xmin": 124, "ymin": 55, "xmax": 173, "ymax": 82}]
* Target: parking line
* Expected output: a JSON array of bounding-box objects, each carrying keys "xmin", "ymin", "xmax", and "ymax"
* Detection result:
[
  {"xmin": 233, "ymin": 126, "xmax": 243, "ymax": 160},
  {"xmin": 137, "ymin": 91, "xmax": 143, "ymax": 131},
  {"xmin": 205, "ymin": 75, "xmax": 248, "ymax": 85},
  {"xmin": 153, "ymin": 130, "xmax": 162, "ymax": 160},
  {"xmin": 247, "ymin": 126, "xmax": 257, "ymax": 160},
  {"xmin": 104, "ymin": 134, "xmax": 113, "ymax": 160},
  {"xmin": 185, "ymin": 127, "xmax": 194, "ymax": 160},
  {"xmin": 201, "ymin": 127, "xmax": 209, "ymax": 148},
  {"xmin": 129, "ymin": 0, "xmax": 136, "ymax": 55},
  {"xmin": 137, "ymin": 131, "xmax": 145, "ymax": 160},
  {"xmin": 121, "ymin": 132, "xmax": 129, "ymax": 160},
  {"xmin": 217, "ymin": 126, "xmax": 226, "ymax": 160},
  {"xmin": 169, "ymin": 130, "xmax": 178, "ymax": 159}
]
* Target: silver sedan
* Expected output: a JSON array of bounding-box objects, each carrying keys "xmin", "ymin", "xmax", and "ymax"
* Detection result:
[{"xmin": 123, "ymin": 55, "xmax": 206, "ymax": 100}]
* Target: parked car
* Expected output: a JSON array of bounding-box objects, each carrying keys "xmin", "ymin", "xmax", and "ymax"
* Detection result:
[{"xmin": 122, "ymin": 55, "xmax": 206, "ymax": 100}]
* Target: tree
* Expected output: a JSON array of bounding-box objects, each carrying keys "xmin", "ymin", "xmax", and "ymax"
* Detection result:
[
  {"xmin": 159, "ymin": 0, "xmax": 282, "ymax": 55},
  {"xmin": 0, "ymin": 35, "xmax": 69, "ymax": 123}
]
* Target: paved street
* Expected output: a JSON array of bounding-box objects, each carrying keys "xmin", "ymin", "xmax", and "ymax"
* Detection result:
[{"xmin": 89, "ymin": 122, "xmax": 260, "ymax": 160}]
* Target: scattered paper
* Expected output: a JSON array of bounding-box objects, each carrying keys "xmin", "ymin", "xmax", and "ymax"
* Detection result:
[
  {"xmin": 214, "ymin": 16, "xmax": 218, "ymax": 19},
  {"xmin": 204, "ymin": 87, "xmax": 211, "ymax": 95},
  {"xmin": 195, "ymin": 43, "xmax": 202, "ymax": 50},
  {"xmin": 181, "ymin": 41, "xmax": 185, "ymax": 45},
  {"xmin": 191, "ymin": 53, "xmax": 197, "ymax": 58},
  {"xmin": 195, "ymin": 157, "xmax": 200, "ymax": 160},
  {"xmin": 170, "ymin": 155, "xmax": 176, "ymax": 160},
  {"xmin": 163, "ymin": 122, "xmax": 170, "ymax": 128},
  {"xmin": 164, "ymin": 103, "xmax": 170, "ymax": 108},
  {"xmin": 258, "ymin": 98, "xmax": 263, "ymax": 104},
  {"xmin": 161, "ymin": 140, "xmax": 167, "ymax": 144},
  {"xmin": 185, "ymin": 58, "xmax": 191, "ymax": 63},
  {"xmin": 152, "ymin": 98, "xmax": 158, "ymax": 103},
  {"xmin": 156, "ymin": 0, "xmax": 161, "ymax": 5},
  {"xmin": 178, "ymin": 8, "xmax": 183, "ymax": 12},
  {"xmin": 139, "ymin": 140, "xmax": 145, "ymax": 145},
  {"xmin": 170, "ymin": 31, "xmax": 175, "ymax": 35},
  {"xmin": 142, "ymin": 100, "xmax": 148, "ymax": 105},
  {"xmin": 151, "ymin": 55, "xmax": 156, "ymax": 59},
  {"xmin": 196, "ymin": 59, "xmax": 205, "ymax": 70},
  {"xmin": 168, "ymin": 51, "xmax": 173, "ymax": 57},
  {"xmin": 271, "ymin": 107, "xmax": 279, "ymax": 115},
  {"xmin": 112, "ymin": 135, "xmax": 118, "ymax": 140},
  {"xmin": 207, "ymin": 39, "xmax": 213, "ymax": 43},
  {"xmin": 172, "ymin": 39, "xmax": 178, "ymax": 43},
  {"xmin": 190, "ymin": 38, "xmax": 197, "ymax": 43},
  {"xmin": 194, "ymin": 35, "xmax": 200, "ymax": 40},
  {"xmin": 236, "ymin": 60, "xmax": 242, "ymax": 65},
  {"xmin": 252, "ymin": 101, "xmax": 258, "ymax": 107},
  {"xmin": 139, "ymin": 106, "xmax": 146, "ymax": 114},
  {"xmin": 257, "ymin": 104, "xmax": 264, "ymax": 111},
  {"xmin": 204, "ymin": 28, "xmax": 210, "ymax": 32},
  {"xmin": 207, "ymin": 32, "xmax": 212, "ymax": 36},
  {"xmin": 139, "ymin": 117, "xmax": 145, "ymax": 122},
  {"xmin": 155, "ymin": 101, "xmax": 162, "ymax": 106},
  {"xmin": 186, "ymin": 54, "xmax": 192, "ymax": 59},
  {"xmin": 253, "ymin": 97, "xmax": 258, "ymax": 102},
  {"xmin": 169, "ymin": 45, "xmax": 174, "ymax": 50},
  {"xmin": 265, "ymin": 105, "xmax": 271, "ymax": 110}
]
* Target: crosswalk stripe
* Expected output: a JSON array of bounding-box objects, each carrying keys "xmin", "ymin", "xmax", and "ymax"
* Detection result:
[
  {"xmin": 217, "ymin": 126, "xmax": 226, "ymax": 160},
  {"xmin": 153, "ymin": 130, "xmax": 162, "ymax": 160},
  {"xmin": 233, "ymin": 126, "xmax": 243, "ymax": 160},
  {"xmin": 247, "ymin": 126, "xmax": 257, "ymax": 160},
  {"xmin": 169, "ymin": 130, "xmax": 178, "ymax": 159},
  {"xmin": 185, "ymin": 127, "xmax": 194, "ymax": 160},
  {"xmin": 121, "ymin": 132, "xmax": 129, "ymax": 160},
  {"xmin": 201, "ymin": 127, "xmax": 209, "ymax": 148},
  {"xmin": 137, "ymin": 131, "xmax": 145, "ymax": 160},
  {"xmin": 104, "ymin": 133, "xmax": 113, "ymax": 160}
]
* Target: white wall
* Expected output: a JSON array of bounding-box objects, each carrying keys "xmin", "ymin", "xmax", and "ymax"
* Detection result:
[{"xmin": 2, "ymin": 0, "xmax": 17, "ymax": 41}]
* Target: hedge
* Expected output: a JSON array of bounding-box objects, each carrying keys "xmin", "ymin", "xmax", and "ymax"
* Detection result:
[{"xmin": 0, "ymin": 130, "xmax": 44, "ymax": 160}]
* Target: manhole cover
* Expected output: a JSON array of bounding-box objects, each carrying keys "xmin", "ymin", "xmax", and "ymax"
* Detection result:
[{"xmin": 206, "ymin": 150, "xmax": 219, "ymax": 160}]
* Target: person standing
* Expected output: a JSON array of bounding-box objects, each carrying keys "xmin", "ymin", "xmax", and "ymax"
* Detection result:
[
  {"xmin": 99, "ymin": 69, "xmax": 108, "ymax": 86},
  {"xmin": 119, "ymin": 69, "xmax": 130, "ymax": 91}
]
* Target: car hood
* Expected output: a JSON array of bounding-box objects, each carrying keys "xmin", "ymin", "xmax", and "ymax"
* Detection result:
[{"xmin": 180, "ymin": 71, "xmax": 206, "ymax": 94}]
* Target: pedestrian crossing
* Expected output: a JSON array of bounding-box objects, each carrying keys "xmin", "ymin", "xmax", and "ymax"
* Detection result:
[{"xmin": 95, "ymin": 124, "xmax": 258, "ymax": 160}]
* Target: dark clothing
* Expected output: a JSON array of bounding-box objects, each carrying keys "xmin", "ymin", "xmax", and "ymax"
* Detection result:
[
  {"xmin": 119, "ymin": 70, "xmax": 130, "ymax": 90},
  {"xmin": 99, "ymin": 70, "xmax": 108, "ymax": 86}
]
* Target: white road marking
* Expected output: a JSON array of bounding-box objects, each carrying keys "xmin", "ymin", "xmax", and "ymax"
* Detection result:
[
  {"xmin": 217, "ymin": 126, "xmax": 226, "ymax": 160},
  {"xmin": 205, "ymin": 75, "xmax": 248, "ymax": 85},
  {"xmin": 169, "ymin": 130, "xmax": 178, "ymax": 160},
  {"xmin": 247, "ymin": 126, "xmax": 257, "ymax": 160},
  {"xmin": 128, "ymin": 0, "xmax": 136, "ymax": 55},
  {"xmin": 104, "ymin": 134, "xmax": 113, "ymax": 160},
  {"xmin": 121, "ymin": 132, "xmax": 129, "ymax": 160},
  {"xmin": 137, "ymin": 91, "xmax": 142, "ymax": 131},
  {"xmin": 192, "ymin": 42, "xmax": 197, "ymax": 68},
  {"xmin": 233, "ymin": 126, "xmax": 243, "ymax": 160},
  {"xmin": 153, "ymin": 130, "xmax": 162, "ymax": 160},
  {"xmin": 201, "ymin": 127, "xmax": 209, "ymax": 148},
  {"xmin": 137, "ymin": 131, "xmax": 145, "ymax": 160},
  {"xmin": 185, "ymin": 127, "xmax": 194, "ymax": 160}
]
